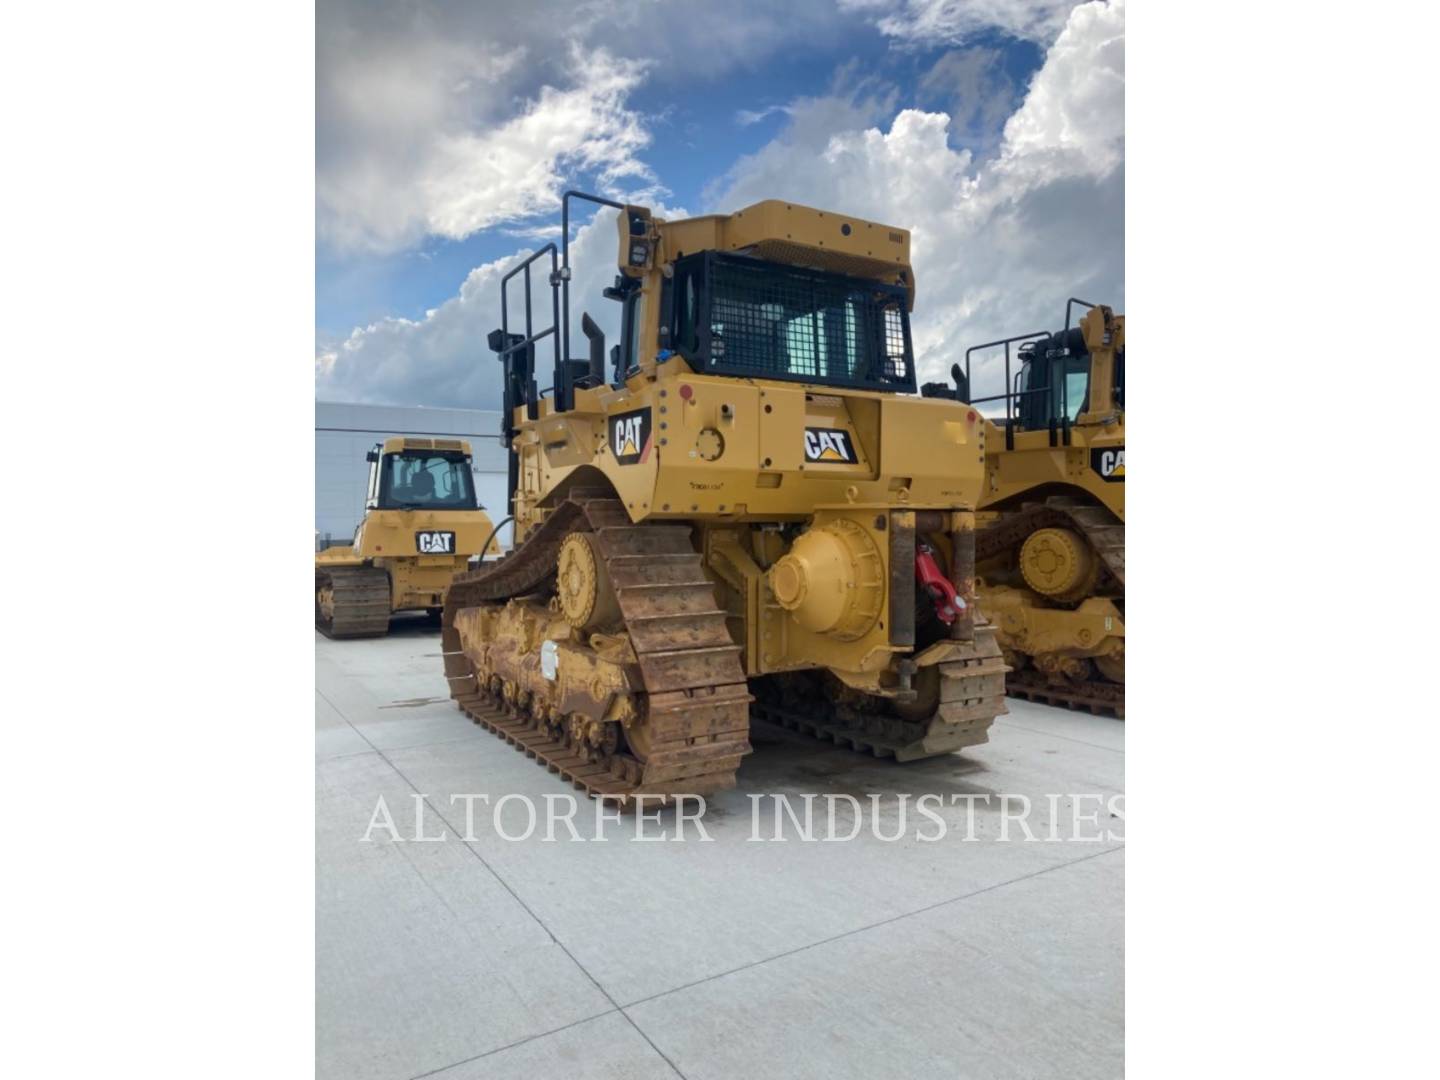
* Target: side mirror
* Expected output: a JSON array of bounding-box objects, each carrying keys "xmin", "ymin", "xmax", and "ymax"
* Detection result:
[{"xmin": 365, "ymin": 449, "xmax": 379, "ymax": 463}]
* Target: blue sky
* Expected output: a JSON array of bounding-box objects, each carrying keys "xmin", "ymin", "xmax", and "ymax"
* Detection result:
[{"xmin": 316, "ymin": 0, "xmax": 1123, "ymax": 410}]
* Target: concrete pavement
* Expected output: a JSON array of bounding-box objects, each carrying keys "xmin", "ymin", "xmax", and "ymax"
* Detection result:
[{"xmin": 316, "ymin": 616, "xmax": 1124, "ymax": 1079}]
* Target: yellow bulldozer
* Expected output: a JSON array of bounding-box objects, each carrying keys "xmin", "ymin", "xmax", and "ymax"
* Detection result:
[
  {"xmin": 924, "ymin": 301, "xmax": 1124, "ymax": 715},
  {"xmin": 316, "ymin": 437, "xmax": 498, "ymax": 638},
  {"xmin": 440, "ymin": 191, "xmax": 1009, "ymax": 803}
]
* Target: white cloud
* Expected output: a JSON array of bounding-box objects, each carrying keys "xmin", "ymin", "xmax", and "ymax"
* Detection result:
[
  {"xmin": 318, "ymin": 38, "xmax": 655, "ymax": 254},
  {"xmin": 316, "ymin": 0, "xmax": 849, "ymax": 255},
  {"xmin": 710, "ymin": 0, "xmax": 1125, "ymax": 398},
  {"xmin": 735, "ymin": 104, "xmax": 790, "ymax": 127},
  {"xmin": 917, "ymin": 46, "xmax": 1020, "ymax": 151},
  {"xmin": 839, "ymin": 0, "xmax": 1079, "ymax": 45},
  {"xmin": 316, "ymin": 205, "xmax": 669, "ymax": 408},
  {"xmin": 420, "ymin": 47, "xmax": 656, "ymax": 242},
  {"xmin": 316, "ymin": 0, "xmax": 1124, "ymax": 412}
]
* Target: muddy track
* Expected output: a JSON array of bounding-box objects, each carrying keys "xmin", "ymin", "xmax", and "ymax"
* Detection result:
[
  {"xmin": 316, "ymin": 565, "xmax": 391, "ymax": 639},
  {"xmin": 442, "ymin": 496, "xmax": 751, "ymax": 805},
  {"xmin": 1006, "ymin": 667, "xmax": 1124, "ymax": 718},
  {"xmin": 750, "ymin": 625, "xmax": 1010, "ymax": 760},
  {"xmin": 444, "ymin": 494, "xmax": 1014, "ymax": 799}
]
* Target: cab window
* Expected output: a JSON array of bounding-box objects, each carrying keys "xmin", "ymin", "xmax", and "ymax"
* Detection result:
[{"xmin": 377, "ymin": 453, "xmax": 477, "ymax": 510}]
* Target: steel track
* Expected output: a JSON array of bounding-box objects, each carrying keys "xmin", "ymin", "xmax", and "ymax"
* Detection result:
[
  {"xmin": 442, "ymin": 496, "xmax": 751, "ymax": 805},
  {"xmin": 444, "ymin": 494, "xmax": 1015, "ymax": 799},
  {"xmin": 315, "ymin": 565, "xmax": 392, "ymax": 639},
  {"xmin": 750, "ymin": 626, "xmax": 1010, "ymax": 761},
  {"xmin": 1006, "ymin": 668, "xmax": 1124, "ymax": 718}
]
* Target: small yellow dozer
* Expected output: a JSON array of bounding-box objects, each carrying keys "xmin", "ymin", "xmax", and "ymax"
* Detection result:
[{"xmin": 316, "ymin": 437, "xmax": 498, "ymax": 638}]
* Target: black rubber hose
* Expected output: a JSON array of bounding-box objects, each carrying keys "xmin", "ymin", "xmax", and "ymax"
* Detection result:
[{"xmin": 479, "ymin": 516, "xmax": 513, "ymax": 562}]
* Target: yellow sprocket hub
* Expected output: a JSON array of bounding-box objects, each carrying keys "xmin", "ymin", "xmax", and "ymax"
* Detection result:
[
  {"xmin": 768, "ymin": 518, "xmax": 884, "ymax": 641},
  {"xmin": 1019, "ymin": 527, "xmax": 1098, "ymax": 603},
  {"xmin": 556, "ymin": 533, "xmax": 620, "ymax": 631}
]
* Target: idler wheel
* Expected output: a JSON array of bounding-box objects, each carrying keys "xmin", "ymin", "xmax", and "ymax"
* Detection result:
[
  {"xmin": 1019, "ymin": 528, "xmax": 1098, "ymax": 603},
  {"xmin": 556, "ymin": 533, "xmax": 621, "ymax": 630}
]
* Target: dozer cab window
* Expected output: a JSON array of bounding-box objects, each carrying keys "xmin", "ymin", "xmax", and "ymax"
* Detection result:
[
  {"xmin": 1017, "ymin": 350, "xmax": 1091, "ymax": 430},
  {"xmin": 669, "ymin": 252, "xmax": 915, "ymax": 393},
  {"xmin": 377, "ymin": 452, "xmax": 477, "ymax": 510}
]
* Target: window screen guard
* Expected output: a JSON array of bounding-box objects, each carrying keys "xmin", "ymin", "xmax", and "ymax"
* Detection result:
[{"xmin": 676, "ymin": 252, "xmax": 916, "ymax": 393}]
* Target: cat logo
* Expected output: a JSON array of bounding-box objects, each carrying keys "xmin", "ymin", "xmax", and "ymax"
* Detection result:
[
  {"xmin": 803, "ymin": 427, "xmax": 858, "ymax": 464},
  {"xmin": 1091, "ymin": 446, "xmax": 1125, "ymax": 482},
  {"xmin": 415, "ymin": 530, "xmax": 456, "ymax": 554},
  {"xmin": 608, "ymin": 407, "xmax": 652, "ymax": 466}
]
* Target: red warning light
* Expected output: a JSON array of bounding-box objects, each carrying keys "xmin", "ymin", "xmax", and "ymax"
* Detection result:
[
  {"xmin": 967, "ymin": 410, "xmax": 977, "ymax": 422},
  {"xmin": 679, "ymin": 384, "xmax": 693, "ymax": 400}
]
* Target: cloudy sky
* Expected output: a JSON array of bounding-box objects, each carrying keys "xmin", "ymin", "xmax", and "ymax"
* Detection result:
[{"xmin": 315, "ymin": 0, "xmax": 1124, "ymax": 410}]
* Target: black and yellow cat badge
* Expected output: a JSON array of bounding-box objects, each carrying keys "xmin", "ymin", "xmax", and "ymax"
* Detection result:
[
  {"xmin": 1091, "ymin": 446, "xmax": 1125, "ymax": 482},
  {"xmin": 609, "ymin": 407, "xmax": 653, "ymax": 465},
  {"xmin": 803, "ymin": 427, "xmax": 858, "ymax": 464}
]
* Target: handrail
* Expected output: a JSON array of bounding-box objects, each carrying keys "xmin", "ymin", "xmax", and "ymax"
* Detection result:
[
  {"xmin": 498, "ymin": 242, "xmax": 562, "ymax": 412},
  {"xmin": 962, "ymin": 329, "xmax": 1050, "ymax": 450},
  {"xmin": 1064, "ymin": 297, "xmax": 1096, "ymax": 334},
  {"xmin": 499, "ymin": 243, "xmax": 561, "ymax": 364},
  {"xmin": 561, "ymin": 190, "xmax": 625, "ymax": 368}
]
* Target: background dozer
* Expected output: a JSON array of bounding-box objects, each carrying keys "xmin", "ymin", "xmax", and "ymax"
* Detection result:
[
  {"xmin": 316, "ymin": 437, "xmax": 498, "ymax": 638},
  {"xmin": 924, "ymin": 301, "xmax": 1124, "ymax": 715},
  {"xmin": 440, "ymin": 191, "xmax": 1009, "ymax": 804}
]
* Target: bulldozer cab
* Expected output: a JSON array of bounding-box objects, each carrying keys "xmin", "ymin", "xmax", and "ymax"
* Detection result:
[
  {"xmin": 956, "ymin": 300, "xmax": 1124, "ymax": 451},
  {"xmin": 490, "ymin": 192, "xmax": 917, "ymax": 401},
  {"xmin": 364, "ymin": 439, "xmax": 479, "ymax": 513},
  {"xmin": 486, "ymin": 190, "xmax": 922, "ymax": 518},
  {"xmin": 1014, "ymin": 336, "xmax": 1093, "ymax": 431}
]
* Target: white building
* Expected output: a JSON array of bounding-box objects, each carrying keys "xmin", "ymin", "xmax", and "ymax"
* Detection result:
[{"xmin": 315, "ymin": 401, "xmax": 511, "ymax": 548}]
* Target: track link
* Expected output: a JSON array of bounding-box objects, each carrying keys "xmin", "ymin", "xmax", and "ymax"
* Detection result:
[
  {"xmin": 316, "ymin": 565, "xmax": 391, "ymax": 639},
  {"xmin": 751, "ymin": 626, "xmax": 1010, "ymax": 761},
  {"xmin": 442, "ymin": 496, "xmax": 751, "ymax": 805},
  {"xmin": 1006, "ymin": 667, "xmax": 1124, "ymax": 718}
]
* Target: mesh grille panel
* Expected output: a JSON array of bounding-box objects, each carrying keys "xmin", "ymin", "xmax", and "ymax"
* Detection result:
[{"xmin": 701, "ymin": 256, "xmax": 912, "ymax": 389}]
